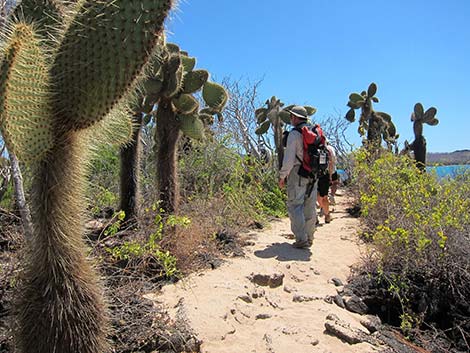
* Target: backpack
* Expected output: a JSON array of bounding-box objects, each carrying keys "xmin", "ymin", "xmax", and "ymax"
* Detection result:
[{"xmin": 284, "ymin": 123, "xmax": 329, "ymax": 179}]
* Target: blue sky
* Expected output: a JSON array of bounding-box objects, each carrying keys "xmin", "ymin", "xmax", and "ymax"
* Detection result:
[{"xmin": 166, "ymin": 0, "xmax": 470, "ymax": 153}]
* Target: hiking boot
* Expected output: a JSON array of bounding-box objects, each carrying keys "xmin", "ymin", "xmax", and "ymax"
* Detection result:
[
  {"xmin": 292, "ymin": 240, "xmax": 309, "ymax": 249},
  {"xmin": 325, "ymin": 214, "xmax": 332, "ymax": 223},
  {"xmin": 315, "ymin": 217, "xmax": 320, "ymax": 225},
  {"xmin": 308, "ymin": 236, "xmax": 314, "ymax": 247}
]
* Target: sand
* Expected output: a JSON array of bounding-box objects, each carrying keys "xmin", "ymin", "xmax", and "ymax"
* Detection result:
[{"xmin": 149, "ymin": 190, "xmax": 384, "ymax": 353}]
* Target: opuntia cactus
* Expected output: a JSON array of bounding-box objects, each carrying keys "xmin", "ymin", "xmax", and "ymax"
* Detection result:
[
  {"xmin": 0, "ymin": 1, "xmax": 172, "ymax": 353},
  {"xmin": 139, "ymin": 42, "xmax": 228, "ymax": 213},
  {"xmin": 255, "ymin": 97, "xmax": 316, "ymax": 168},
  {"xmin": 407, "ymin": 103, "xmax": 438, "ymax": 171},
  {"xmin": 345, "ymin": 82, "xmax": 398, "ymax": 151}
]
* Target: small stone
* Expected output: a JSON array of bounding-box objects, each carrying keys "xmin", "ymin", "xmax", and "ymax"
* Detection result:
[
  {"xmin": 251, "ymin": 288, "xmax": 265, "ymax": 299},
  {"xmin": 293, "ymin": 294, "xmax": 318, "ymax": 302},
  {"xmin": 286, "ymin": 264, "xmax": 291, "ymax": 269},
  {"xmin": 360, "ymin": 315, "xmax": 382, "ymax": 333},
  {"xmin": 310, "ymin": 338, "xmax": 320, "ymax": 346},
  {"xmin": 331, "ymin": 278, "xmax": 343, "ymax": 286},
  {"xmin": 238, "ymin": 294, "xmax": 253, "ymax": 303},
  {"xmin": 336, "ymin": 286, "xmax": 344, "ymax": 294},
  {"xmin": 256, "ymin": 313, "xmax": 272, "ymax": 320},
  {"xmin": 283, "ymin": 285, "xmax": 294, "ymax": 293},
  {"xmin": 248, "ymin": 273, "xmax": 284, "ymax": 288},
  {"xmin": 326, "ymin": 313, "xmax": 340, "ymax": 321},
  {"xmin": 344, "ymin": 295, "xmax": 368, "ymax": 315},
  {"xmin": 230, "ymin": 308, "xmax": 236, "ymax": 315},
  {"xmin": 269, "ymin": 273, "xmax": 285, "ymax": 288},
  {"xmin": 333, "ymin": 295, "xmax": 345, "ymax": 308},
  {"xmin": 249, "ymin": 273, "xmax": 270, "ymax": 286}
]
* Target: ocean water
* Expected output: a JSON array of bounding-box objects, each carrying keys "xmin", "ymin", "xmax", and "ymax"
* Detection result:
[
  {"xmin": 427, "ymin": 164, "xmax": 470, "ymax": 178},
  {"xmin": 336, "ymin": 164, "xmax": 470, "ymax": 181}
]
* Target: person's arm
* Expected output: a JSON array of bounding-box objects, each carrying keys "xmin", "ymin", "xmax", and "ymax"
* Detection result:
[{"xmin": 279, "ymin": 131, "xmax": 299, "ymax": 187}]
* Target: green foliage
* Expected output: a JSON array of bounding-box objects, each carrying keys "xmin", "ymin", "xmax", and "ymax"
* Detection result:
[
  {"xmin": 179, "ymin": 136, "xmax": 286, "ymax": 224},
  {"xmin": 353, "ymin": 148, "xmax": 470, "ymax": 332},
  {"xmin": 104, "ymin": 210, "xmax": 125, "ymax": 237},
  {"xmin": 107, "ymin": 208, "xmax": 188, "ymax": 279}
]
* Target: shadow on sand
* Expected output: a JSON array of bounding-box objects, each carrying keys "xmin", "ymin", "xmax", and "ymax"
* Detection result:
[{"xmin": 254, "ymin": 242, "xmax": 311, "ymax": 262}]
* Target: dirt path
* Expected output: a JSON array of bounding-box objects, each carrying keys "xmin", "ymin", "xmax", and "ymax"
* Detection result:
[{"xmin": 149, "ymin": 190, "xmax": 384, "ymax": 353}]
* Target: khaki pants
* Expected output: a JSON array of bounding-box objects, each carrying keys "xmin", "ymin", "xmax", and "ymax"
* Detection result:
[{"xmin": 286, "ymin": 166, "xmax": 317, "ymax": 243}]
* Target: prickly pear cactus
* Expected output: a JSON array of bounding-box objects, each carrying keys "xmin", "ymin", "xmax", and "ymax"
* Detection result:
[
  {"xmin": 0, "ymin": 1, "xmax": 173, "ymax": 353},
  {"xmin": 137, "ymin": 42, "xmax": 228, "ymax": 213},
  {"xmin": 409, "ymin": 103, "xmax": 438, "ymax": 171},
  {"xmin": 345, "ymin": 82, "xmax": 397, "ymax": 150}
]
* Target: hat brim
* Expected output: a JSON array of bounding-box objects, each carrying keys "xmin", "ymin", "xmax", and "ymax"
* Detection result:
[{"xmin": 287, "ymin": 110, "xmax": 308, "ymax": 119}]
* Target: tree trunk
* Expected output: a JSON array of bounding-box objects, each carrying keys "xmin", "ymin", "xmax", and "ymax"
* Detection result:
[
  {"xmin": 119, "ymin": 112, "xmax": 143, "ymax": 221},
  {"xmin": 9, "ymin": 152, "xmax": 33, "ymax": 240},
  {"xmin": 155, "ymin": 98, "xmax": 181, "ymax": 214},
  {"xmin": 16, "ymin": 134, "xmax": 108, "ymax": 353}
]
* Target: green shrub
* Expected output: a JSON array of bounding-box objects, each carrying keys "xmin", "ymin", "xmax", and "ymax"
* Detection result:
[
  {"xmin": 353, "ymin": 148, "xmax": 470, "ymax": 339},
  {"xmin": 88, "ymin": 145, "xmax": 120, "ymax": 213},
  {"xmin": 179, "ymin": 136, "xmax": 286, "ymax": 226}
]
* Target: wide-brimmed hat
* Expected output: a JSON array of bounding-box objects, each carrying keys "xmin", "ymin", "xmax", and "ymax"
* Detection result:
[{"xmin": 287, "ymin": 106, "xmax": 308, "ymax": 119}]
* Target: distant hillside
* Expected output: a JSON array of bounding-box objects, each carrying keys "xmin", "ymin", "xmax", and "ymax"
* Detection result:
[{"xmin": 427, "ymin": 150, "xmax": 470, "ymax": 165}]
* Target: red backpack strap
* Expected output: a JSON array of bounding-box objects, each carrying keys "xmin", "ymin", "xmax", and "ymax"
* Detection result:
[{"xmin": 313, "ymin": 124, "xmax": 326, "ymax": 144}]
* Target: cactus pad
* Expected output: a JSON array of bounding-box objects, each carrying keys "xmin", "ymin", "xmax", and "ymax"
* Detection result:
[
  {"xmin": 179, "ymin": 114, "xmax": 204, "ymax": 139},
  {"xmin": 172, "ymin": 94, "xmax": 199, "ymax": 115},
  {"xmin": 255, "ymin": 120, "xmax": 271, "ymax": 135},
  {"xmin": 51, "ymin": 0, "xmax": 172, "ymax": 131},
  {"xmin": 0, "ymin": 23, "xmax": 53, "ymax": 163},
  {"xmin": 367, "ymin": 82, "xmax": 377, "ymax": 97},
  {"xmin": 202, "ymin": 81, "xmax": 228, "ymax": 112},
  {"xmin": 181, "ymin": 56, "xmax": 196, "ymax": 72},
  {"xmin": 345, "ymin": 108, "xmax": 355, "ymax": 122},
  {"xmin": 182, "ymin": 69, "xmax": 209, "ymax": 94},
  {"xmin": 303, "ymin": 106, "xmax": 317, "ymax": 116}
]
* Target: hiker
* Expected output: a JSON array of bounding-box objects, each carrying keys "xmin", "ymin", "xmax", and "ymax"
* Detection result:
[
  {"xmin": 328, "ymin": 143, "xmax": 339, "ymax": 206},
  {"xmin": 278, "ymin": 106, "xmax": 317, "ymax": 249},
  {"xmin": 317, "ymin": 140, "xmax": 336, "ymax": 223}
]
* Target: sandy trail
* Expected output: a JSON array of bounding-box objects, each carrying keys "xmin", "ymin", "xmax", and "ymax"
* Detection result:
[{"xmin": 149, "ymin": 190, "xmax": 382, "ymax": 353}]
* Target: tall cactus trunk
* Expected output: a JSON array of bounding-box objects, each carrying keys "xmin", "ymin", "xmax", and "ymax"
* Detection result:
[
  {"xmin": 119, "ymin": 113, "xmax": 143, "ymax": 221},
  {"xmin": 412, "ymin": 135, "xmax": 426, "ymax": 172},
  {"xmin": 16, "ymin": 134, "xmax": 108, "ymax": 353},
  {"xmin": 155, "ymin": 98, "xmax": 181, "ymax": 214}
]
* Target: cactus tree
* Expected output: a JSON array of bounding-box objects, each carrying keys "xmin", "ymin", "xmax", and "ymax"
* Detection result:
[
  {"xmin": 408, "ymin": 103, "xmax": 438, "ymax": 171},
  {"xmin": 140, "ymin": 42, "xmax": 228, "ymax": 213},
  {"xmin": 255, "ymin": 97, "xmax": 316, "ymax": 168},
  {"xmin": 345, "ymin": 82, "xmax": 398, "ymax": 150},
  {"xmin": 0, "ymin": 1, "xmax": 172, "ymax": 352}
]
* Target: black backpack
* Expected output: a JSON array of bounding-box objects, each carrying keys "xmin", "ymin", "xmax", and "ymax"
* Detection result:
[{"xmin": 283, "ymin": 123, "xmax": 329, "ymax": 179}]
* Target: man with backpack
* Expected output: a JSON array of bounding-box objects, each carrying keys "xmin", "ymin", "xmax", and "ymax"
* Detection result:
[{"xmin": 279, "ymin": 106, "xmax": 318, "ymax": 249}]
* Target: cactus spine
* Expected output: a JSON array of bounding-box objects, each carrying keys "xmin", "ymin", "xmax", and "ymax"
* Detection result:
[
  {"xmin": 408, "ymin": 103, "xmax": 438, "ymax": 171},
  {"xmin": 0, "ymin": 1, "xmax": 173, "ymax": 352},
  {"xmin": 345, "ymin": 82, "xmax": 398, "ymax": 151}
]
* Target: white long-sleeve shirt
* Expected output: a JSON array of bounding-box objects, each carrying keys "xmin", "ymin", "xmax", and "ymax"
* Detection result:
[{"xmin": 279, "ymin": 128, "xmax": 303, "ymax": 180}]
